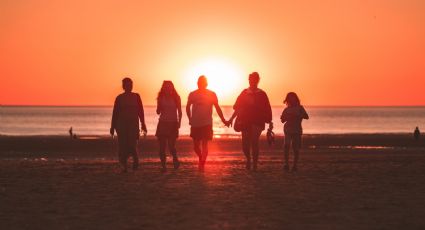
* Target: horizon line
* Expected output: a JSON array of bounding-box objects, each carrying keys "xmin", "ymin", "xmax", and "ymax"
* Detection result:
[{"xmin": 1, "ymin": 104, "xmax": 425, "ymax": 107}]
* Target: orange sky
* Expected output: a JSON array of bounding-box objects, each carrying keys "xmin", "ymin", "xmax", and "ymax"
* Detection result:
[{"xmin": 1, "ymin": 0, "xmax": 424, "ymax": 106}]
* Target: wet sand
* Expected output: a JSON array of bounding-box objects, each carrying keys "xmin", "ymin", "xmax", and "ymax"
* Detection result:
[{"xmin": 1, "ymin": 135, "xmax": 425, "ymax": 229}]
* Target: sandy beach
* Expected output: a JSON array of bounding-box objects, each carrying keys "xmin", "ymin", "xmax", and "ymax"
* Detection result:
[{"xmin": 1, "ymin": 134, "xmax": 425, "ymax": 229}]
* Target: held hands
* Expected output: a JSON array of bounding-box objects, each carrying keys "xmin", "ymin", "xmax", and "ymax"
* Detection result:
[
  {"xmin": 222, "ymin": 118, "xmax": 233, "ymax": 128},
  {"xmin": 224, "ymin": 119, "xmax": 233, "ymax": 127}
]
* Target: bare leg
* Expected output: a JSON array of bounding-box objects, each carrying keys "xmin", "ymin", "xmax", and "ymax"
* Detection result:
[
  {"xmin": 193, "ymin": 139, "xmax": 202, "ymax": 170},
  {"xmin": 119, "ymin": 151, "xmax": 128, "ymax": 173},
  {"xmin": 252, "ymin": 137, "xmax": 259, "ymax": 171},
  {"xmin": 159, "ymin": 138, "xmax": 167, "ymax": 171},
  {"xmin": 283, "ymin": 136, "xmax": 290, "ymax": 171},
  {"xmin": 201, "ymin": 139, "xmax": 208, "ymax": 169},
  {"xmin": 193, "ymin": 139, "xmax": 201, "ymax": 159},
  {"xmin": 117, "ymin": 135, "xmax": 128, "ymax": 173},
  {"xmin": 292, "ymin": 148, "xmax": 299, "ymax": 171},
  {"xmin": 292, "ymin": 135, "xmax": 301, "ymax": 172},
  {"xmin": 251, "ymin": 127, "xmax": 262, "ymax": 171},
  {"xmin": 168, "ymin": 137, "xmax": 180, "ymax": 169},
  {"xmin": 241, "ymin": 130, "xmax": 251, "ymax": 170},
  {"xmin": 132, "ymin": 140, "xmax": 139, "ymax": 171}
]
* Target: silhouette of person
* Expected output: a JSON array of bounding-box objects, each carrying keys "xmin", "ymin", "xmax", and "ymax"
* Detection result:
[
  {"xmin": 155, "ymin": 81, "xmax": 182, "ymax": 172},
  {"xmin": 110, "ymin": 77, "xmax": 147, "ymax": 173},
  {"xmin": 186, "ymin": 76, "xmax": 227, "ymax": 171},
  {"xmin": 228, "ymin": 72, "xmax": 272, "ymax": 171},
  {"xmin": 414, "ymin": 127, "xmax": 420, "ymax": 141},
  {"xmin": 69, "ymin": 127, "xmax": 73, "ymax": 138},
  {"xmin": 280, "ymin": 92, "xmax": 309, "ymax": 172}
]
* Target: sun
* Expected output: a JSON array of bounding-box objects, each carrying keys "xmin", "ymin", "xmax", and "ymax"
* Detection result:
[{"xmin": 183, "ymin": 57, "xmax": 244, "ymax": 102}]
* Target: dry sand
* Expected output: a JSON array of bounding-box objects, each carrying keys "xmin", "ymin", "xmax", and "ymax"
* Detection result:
[{"xmin": 1, "ymin": 135, "xmax": 425, "ymax": 229}]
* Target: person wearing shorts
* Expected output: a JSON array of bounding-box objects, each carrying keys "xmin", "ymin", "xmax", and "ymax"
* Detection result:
[
  {"xmin": 228, "ymin": 72, "xmax": 273, "ymax": 171},
  {"xmin": 280, "ymin": 92, "xmax": 309, "ymax": 172},
  {"xmin": 186, "ymin": 76, "xmax": 227, "ymax": 171}
]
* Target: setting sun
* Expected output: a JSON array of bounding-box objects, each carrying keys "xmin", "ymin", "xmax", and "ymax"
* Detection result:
[{"xmin": 183, "ymin": 57, "xmax": 245, "ymax": 101}]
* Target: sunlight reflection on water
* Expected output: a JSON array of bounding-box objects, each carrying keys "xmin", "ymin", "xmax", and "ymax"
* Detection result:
[{"xmin": 2, "ymin": 106, "xmax": 425, "ymax": 135}]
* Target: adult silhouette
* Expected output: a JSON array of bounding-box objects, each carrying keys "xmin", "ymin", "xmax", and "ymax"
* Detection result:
[
  {"xmin": 414, "ymin": 126, "xmax": 420, "ymax": 141},
  {"xmin": 186, "ymin": 76, "xmax": 227, "ymax": 171},
  {"xmin": 110, "ymin": 77, "xmax": 147, "ymax": 173},
  {"xmin": 228, "ymin": 72, "xmax": 272, "ymax": 171},
  {"xmin": 280, "ymin": 92, "xmax": 309, "ymax": 172},
  {"xmin": 156, "ymin": 81, "xmax": 182, "ymax": 172},
  {"xmin": 68, "ymin": 127, "xmax": 73, "ymax": 138}
]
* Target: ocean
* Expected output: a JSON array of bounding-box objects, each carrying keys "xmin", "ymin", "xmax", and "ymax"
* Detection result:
[{"xmin": 0, "ymin": 106, "xmax": 424, "ymax": 136}]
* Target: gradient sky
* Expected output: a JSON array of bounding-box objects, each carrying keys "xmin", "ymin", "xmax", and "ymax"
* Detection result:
[{"xmin": 1, "ymin": 0, "xmax": 424, "ymax": 106}]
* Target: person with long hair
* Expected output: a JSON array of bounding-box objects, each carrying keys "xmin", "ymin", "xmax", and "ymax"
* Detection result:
[
  {"xmin": 280, "ymin": 92, "xmax": 309, "ymax": 172},
  {"xmin": 228, "ymin": 72, "xmax": 273, "ymax": 171},
  {"xmin": 186, "ymin": 76, "xmax": 228, "ymax": 171},
  {"xmin": 156, "ymin": 81, "xmax": 182, "ymax": 172},
  {"xmin": 110, "ymin": 77, "xmax": 147, "ymax": 173}
]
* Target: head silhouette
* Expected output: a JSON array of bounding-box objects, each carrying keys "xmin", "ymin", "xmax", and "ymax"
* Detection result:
[
  {"xmin": 284, "ymin": 92, "xmax": 301, "ymax": 107},
  {"xmin": 122, "ymin": 77, "xmax": 133, "ymax": 93},
  {"xmin": 249, "ymin": 72, "xmax": 260, "ymax": 89},
  {"xmin": 161, "ymin": 81, "xmax": 174, "ymax": 95},
  {"xmin": 197, "ymin": 75, "xmax": 208, "ymax": 89},
  {"xmin": 158, "ymin": 80, "xmax": 180, "ymax": 102}
]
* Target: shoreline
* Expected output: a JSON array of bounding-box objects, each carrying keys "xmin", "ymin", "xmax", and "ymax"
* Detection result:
[{"xmin": 1, "ymin": 133, "xmax": 423, "ymax": 159}]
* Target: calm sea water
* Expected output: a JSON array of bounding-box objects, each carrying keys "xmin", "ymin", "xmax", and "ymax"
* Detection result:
[{"xmin": 0, "ymin": 106, "xmax": 424, "ymax": 136}]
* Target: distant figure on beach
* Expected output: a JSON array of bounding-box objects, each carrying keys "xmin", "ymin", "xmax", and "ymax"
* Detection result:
[
  {"xmin": 110, "ymin": 77, "xmax": 147, "ymax": 173},
  {"xmin": 156, "ymin": 81, "xmax": 182, "ymax": 172},
  {"xmin": 414, "ymin": 127, "xmax": 420, "ymax": 141},
  {"xmin": 280, "ymin": 92, "xmax": 309, "ymax": 172},
  {"xmin": 228, "ymin": 72, "xmax": 272, "ymax": 171},
  {"xmin": 186, "ymin": 76, "xmax": 228, "ymax": 171},
  {"xmin": 69, "ymin": 127, "xmax": 77, "ymax": 139}
]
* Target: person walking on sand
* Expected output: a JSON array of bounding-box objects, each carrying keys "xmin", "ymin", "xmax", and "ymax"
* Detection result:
[
  {"xmin": 228, "ymin": 72, "xmax": 273, "ymax": 171},
  {"xmin": 280, "ymin": 92, "xmax": 309, "ymax": 172},
  {"xmin": 110, "ymin": 77, "xmax": 147, "ymax": 173},
  {"xmin": 156, "ymin": 81, "xmax": 182, "ymax": 172},
  {"xmin": 186, "ymin": 76, "xmax": 228, "ymax": 171}
]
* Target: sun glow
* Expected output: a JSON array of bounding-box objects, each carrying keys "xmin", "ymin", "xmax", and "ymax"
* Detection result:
[{"xmin": 183, "ymin": 58, "xmax": 244, "ymax": 103}]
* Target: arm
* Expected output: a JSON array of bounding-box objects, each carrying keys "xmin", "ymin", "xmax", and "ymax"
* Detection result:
[
  {"xmin": 214, "ymin": 102, "xmax": 227, "ymax": 124},
  {"xmin": 156, "ymin": 98, "xmax": 161, "ymax": 115},
  {"xmin": 301, "ymin": 106, "xmax": 309, "ymax": 120},
  {"xmin": 264, "ymin": 92, "xmax": 273, "ymax": 124},
  {"xmin": 228, "ymin": 90, "xmax": 244, "ymax": 124},
  {"xmin": 177, "ymin": 96, "xmax": 182, "ymax": 128},
  {"xmin": 229, "ymin": 111, "xmax": 238, "ymax": 122},
  {"xmin": 137, "ymin": 94, "xmax": 147, "ymax": 133},
  {"xmin": 280, "ymin": 110, "xmax": 287, "ymax": 123},
  {"xmin": 186, "ymin": 94, "xmax": 192, "ymax": 125},
  {"xmin": 110, "ymin": 97, "xmax": 119, "ymax": 135},
  {"xmin": 212, "ymin": 93, "xmax": 227, "ymax": 125}
]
